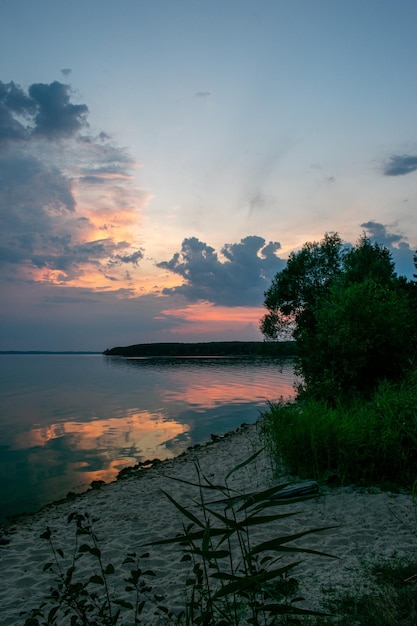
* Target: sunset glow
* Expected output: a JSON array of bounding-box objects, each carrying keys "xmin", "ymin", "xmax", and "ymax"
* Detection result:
[
  {"xmin": 14, "ymin": 410, "xmax": 189, "ymax": 457},
  {"xmin": 1, "ymin": 1, "xmax": 417, "ymax": 350}
]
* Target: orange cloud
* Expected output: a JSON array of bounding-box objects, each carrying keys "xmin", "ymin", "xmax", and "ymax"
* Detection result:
[
  {"xmin": 162, "ymin": 302, "xmax": 264, "ymax": 323},
  {"xmin": 159, "ymin": 302, "xmax": 264, "ymax": 336}
]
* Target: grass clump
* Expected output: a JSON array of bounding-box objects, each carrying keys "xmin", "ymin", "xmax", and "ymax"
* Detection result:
[{"xmin": 261, "ymin": 369, "xmax": 417, "ymax": 487}]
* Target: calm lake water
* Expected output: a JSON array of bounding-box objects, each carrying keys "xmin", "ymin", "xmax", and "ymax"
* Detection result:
[{"xmin": 0, "ymin": 354, "xmax": 297, "ymax": 524}]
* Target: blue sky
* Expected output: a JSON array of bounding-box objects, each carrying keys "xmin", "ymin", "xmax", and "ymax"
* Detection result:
[{"xmin": 1, "ymin": 0, "xmax": 417, "ymax": 350}]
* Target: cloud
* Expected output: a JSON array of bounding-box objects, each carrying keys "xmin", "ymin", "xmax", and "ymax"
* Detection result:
[
  {"xmin": 0, "ymin": 79, "xmax": 150, "ymax": 290},
  {"xmin": 0, "ymin": 80, "xmax": 88, "ymax": 145},
  {"xmin": 29, "ymin": 81, "xmax": 88, "ymax": 138},
  {"xmin": 383, "ymin": 155, "xmax": 417, "ymax": 176},
  {"xmin": 195, "ymin": 91, "xmax": 211, "ymax": 98},
  {"xmin": 361, "ymin": 221, "xmax": 415, "ymax": 278},
  {"xmin": 109, "ymin": 250, "xmax": 144, "ymax": 266},
  {"xmin": 157, "ymin": 235, "xmax": 284, "ymax": 306}
]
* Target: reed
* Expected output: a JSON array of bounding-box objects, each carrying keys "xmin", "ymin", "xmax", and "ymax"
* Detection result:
[{"xmin": 261, "ymin": 368, "xmax": 417, "ymax": 487}]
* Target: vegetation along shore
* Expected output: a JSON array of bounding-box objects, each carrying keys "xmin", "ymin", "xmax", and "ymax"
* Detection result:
[{"xmin": 3, "ymin": 232, "xmax": 417, "ymax": 625}]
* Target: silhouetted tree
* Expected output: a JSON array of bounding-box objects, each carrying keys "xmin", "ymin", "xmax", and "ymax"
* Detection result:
[{"xmin": 262, "ymin": 233, "xmax": 417, "ymax": 401}]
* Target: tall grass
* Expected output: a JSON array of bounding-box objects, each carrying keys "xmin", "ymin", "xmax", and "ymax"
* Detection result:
[{"xmin": 261, "ymin": 369, "xmax": 417, "ymax": 486}]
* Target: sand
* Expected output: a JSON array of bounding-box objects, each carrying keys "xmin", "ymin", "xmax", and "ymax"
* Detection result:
[{"xmin": 0, "ymin": 422, "xmax": 416, "ymax": 625}]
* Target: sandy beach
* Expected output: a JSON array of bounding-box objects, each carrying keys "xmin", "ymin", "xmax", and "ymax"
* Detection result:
[{"xmin": 1, "ymin": 421, "xmax": 416, "ymax": 625}]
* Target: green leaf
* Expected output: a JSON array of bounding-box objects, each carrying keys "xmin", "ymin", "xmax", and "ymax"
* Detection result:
[
  {"xmin": 202, "ymin": 521, "xmax": 211, "ymax": 555},
  {"xmin": 104, "ymin": 563, "xmax": 115, "ymax": 575},
  {"xmin": 40, "ymin": 527, "xmax": 51, "ymax": 540},
  {"xmin": 205, "ymin": 482, "xmax": 297, "ymax": 510},
  {"xmin": 123, "ymin": 556, "xmax": 136, "ymax": 564},
  {"xmin": 258, "ymin": 603, "xmax": 330, "ymax": 617},
  {"xmin": 47, "ymin": 607, "xmax": 59, "ymax": 622},
  {"xmin": 187, "ymin": 547, "xmax": 231, "ymax": 560},
  {"xmin": 113, "ymin": 599, "xmax": 134, "ymax": 610},
  {"xmin": 236, "ymin": 483, "xmax": 295, "ymax": 511},
  {"xmin": 202, "ymin": 508, "xmax": 243, "ymax": 531},
  {"xmin": 165, "ymin": 474, "xmax": 239, "ymax": 495},
  {"xmin": 212, "ymin": 563, "xmax": 302, "ymax": 599},
  {"xmin": 242, "ymin": 512, "xmax": 299, "ymax": 527},
  {"xmin": 224, "ymin": 448, "xmax": 264, "ymax": 481},
  {"xmin": 89, "ymin": 574, "xmax": 104, "ymax": 585},
  {"xmin": 210, "ymin": 572, "xmax": 240, "ymax": 581},
  {"xmin": 160, "ymin": 489, "xmax": 205, "ymax": 528},
  {"xmin": 144, "ymin": 526, "xmax": 232, "ymax": 547},
  {"xmin": 78, "ymin": 543, "xmax": 91, "ymax": 553},
  {"xmin": 89, "ymin": 546, "xmax": 101, "ymax": 558},
  {"xmin": 248, "ymin": 525, "xmax": 338, "ymax": 557}
]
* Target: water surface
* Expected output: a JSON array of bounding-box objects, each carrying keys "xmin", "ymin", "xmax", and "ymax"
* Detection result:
[{"xmin": 0, "ymin": 354, "xmax": 296, "ymax": 523}]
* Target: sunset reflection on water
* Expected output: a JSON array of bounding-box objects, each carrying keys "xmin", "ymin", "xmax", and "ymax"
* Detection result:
[{"xmin": 0, "ymin": 355, "xmax": 296, "ymax": 522}]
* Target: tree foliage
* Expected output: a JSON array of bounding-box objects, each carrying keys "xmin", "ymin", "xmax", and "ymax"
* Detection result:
[{"xmin": 261, "ymin": 233, "xmax": 417, "ymax": 400}]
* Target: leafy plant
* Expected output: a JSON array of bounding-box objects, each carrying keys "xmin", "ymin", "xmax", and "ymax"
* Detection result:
[
  {"xmin": 22, "ymin": 451, "xmax": 336, "ymax": 625},
  {"xmin": 145, "ymin": 449, "xmax": 336, "ymax": 625},
  {"xmin": 22, "ymin": 512, "xmax": 160, "ymax": 626}
]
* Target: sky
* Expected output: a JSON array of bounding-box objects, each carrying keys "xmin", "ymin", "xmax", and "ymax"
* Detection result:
[{"xmin": 1, "ymin": 0, "xmax": 417, "ymax": 351}]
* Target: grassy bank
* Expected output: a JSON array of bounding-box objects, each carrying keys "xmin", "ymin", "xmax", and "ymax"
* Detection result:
[
  {"xmin": 261, "ymin": 368, "xmax": 417, "ymax": 488},
  {"xmin": 259, "ymin": 368, "xmax": 417, "ymax": 623}
]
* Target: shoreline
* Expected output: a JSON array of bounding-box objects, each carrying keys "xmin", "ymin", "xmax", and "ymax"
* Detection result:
[
  {"xmin": 1, "ymin": 422, "xmax": 416, "ymax": 625},
  {"xmin": 1, "ymin": 422, "xmax": 255, "ymax": 533}
]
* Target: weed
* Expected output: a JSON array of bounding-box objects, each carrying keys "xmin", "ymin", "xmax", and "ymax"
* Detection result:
[
  {"xmin": 146, "ymin": 450, "xmax": 335, "ymax": 624},
  {"xmin": 22, "ymin": 512, "xmax": 163, "ymax": 625}
]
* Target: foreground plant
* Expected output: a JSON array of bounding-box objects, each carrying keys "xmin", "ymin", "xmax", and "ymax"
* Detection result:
[
  {"xmin": 22, "ymin": 512, "xmax": 161, "ymax": 626},
  {"xmin": 22, "ymin": 450, "xmax": 335, "ymax": 625},
  {"xmin": 146, "ymin": 449, "xmax": 335, "ymax": 625}
]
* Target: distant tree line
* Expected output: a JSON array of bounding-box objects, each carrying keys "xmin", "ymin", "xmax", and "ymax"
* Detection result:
[{"xmin": 103, "ymin": 341, "xmax": 297, "ymax": 358}]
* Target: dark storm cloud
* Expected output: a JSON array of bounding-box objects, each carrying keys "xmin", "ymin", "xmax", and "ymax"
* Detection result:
[
  {"xmin": 157, "ymin": 235, "xmax": 284, "ymax": 306},
  {"xmin": 29, "ymin": 81, "xmax": 88, "ymax": 138},
  {"xmin": 0, "ymin": 79, "xmax": 146, "ymax": 284},
  {"xmin": 383, "ymin": 155, "xmax": 417, "ymax": 176},
  {"xmin": 0, "ymin": 80, "xmax": 88, "ymax": 146},
  {"xmin": 0, "ymin": 154, "xmax": 76, "ymax": 265},
  {"xmin": 0, "ymin": 81, "xmax": 33, "ymax": 143},
  {"xmin": 361, "ymin": 221, "xmax": 415, "ymax": 278}
]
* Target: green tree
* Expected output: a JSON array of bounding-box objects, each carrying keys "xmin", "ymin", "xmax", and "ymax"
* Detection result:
[
  {"xmin": 261, "ymin": 232, "xmax": 344, "ymax": 340},
  {"xmin": 262, "ymin": 233, "xmax": 416, "ymax": 400}
]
